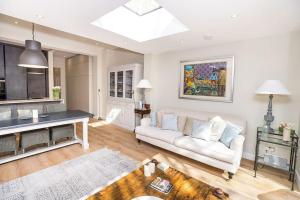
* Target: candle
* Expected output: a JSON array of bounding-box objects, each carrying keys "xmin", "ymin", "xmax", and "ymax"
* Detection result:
[
  {"xmin": 149, "ymin": 162, "xmax": 155, "ymax": 174},
  {"xmin": 32, "ymin": 110, "xmax": 39, "ymax": 119},
  {"xmin": 144, "ymin": 164, "xmax": 151, "ymax": 177}
]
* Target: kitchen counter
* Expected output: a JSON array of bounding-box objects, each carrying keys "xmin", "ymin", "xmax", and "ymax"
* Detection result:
[{"xmin": 0, "ymin": 98, "xmax": 63, "ymax": 105}]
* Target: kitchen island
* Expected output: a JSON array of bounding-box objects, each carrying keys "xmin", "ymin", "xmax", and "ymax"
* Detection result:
[{"xmin": 0, "ymin": 110, "xmax": 92, "ymax": 164}]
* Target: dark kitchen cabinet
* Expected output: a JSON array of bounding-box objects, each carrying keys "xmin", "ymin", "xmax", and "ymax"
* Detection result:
[
  {"xmin": 4, "ymin": 45, "xmax": 28, "ymax": 100},
  {"xmin": 27, "ymin": 70, "xmax": 47, "ymax": 99},
  {"xmin": 1, "ymin": 43, "xmax": 48, "ymax": 100},
  {"xmin": 0, "ymin": 44, "xmax": 4, "ymax": 79}
]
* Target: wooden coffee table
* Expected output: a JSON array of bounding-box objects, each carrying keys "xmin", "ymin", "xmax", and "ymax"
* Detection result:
[{"xmin": 87, "ymin": 162, "xmax": 229, "ymax": 200}]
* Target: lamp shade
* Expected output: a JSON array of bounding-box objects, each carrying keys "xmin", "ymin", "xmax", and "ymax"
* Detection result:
[
  {"xmin": 136, "ymin": 79, "xmax": 152, "ymax": 89},
  {"xmin": 18, "ymin": 40, "xmax": 48, "ymax": 68},
  {"xmin": 255, "ymin": 80, "xmax": 290, "ymax": 95}
]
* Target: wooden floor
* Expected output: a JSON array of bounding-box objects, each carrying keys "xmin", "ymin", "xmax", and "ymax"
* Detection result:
[{"xmin": 0, "ymin": 119, "xmax": 299, "ymax": 200}]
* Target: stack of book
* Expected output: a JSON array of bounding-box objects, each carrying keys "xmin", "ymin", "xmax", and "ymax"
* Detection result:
[{"xmin": 149, "ymin": 177, "xmax": 173, "ymax": 194}]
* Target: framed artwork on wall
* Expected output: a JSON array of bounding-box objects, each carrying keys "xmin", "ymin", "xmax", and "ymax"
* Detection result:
[{"xmin": 179, "ymin": 56, "xmax": 234, "ymax": 102}]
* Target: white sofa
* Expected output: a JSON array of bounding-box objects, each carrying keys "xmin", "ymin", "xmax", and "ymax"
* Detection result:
[{"xmin": 135, "ymin": 108, "xmax": 246, "ymax": 178}]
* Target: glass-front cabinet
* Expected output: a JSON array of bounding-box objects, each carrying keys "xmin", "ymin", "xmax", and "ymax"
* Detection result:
[
  {"xmin": 109, "ymin": 72, "xmax": 115, "ymax": 97},
  {"xmin": 117, "ymin": 71, "xmax": 124, "ymax": 98},
  {"xmin": 108, "ymin": 67, "xmax": 137, "ymax": 100},
  {"xmin": 125, "ymin": 70, "xmax": 133, "ymax": 99},
  {"xmin": 107, "ymin": 63, "xmax": 143, "ymax": 131}
]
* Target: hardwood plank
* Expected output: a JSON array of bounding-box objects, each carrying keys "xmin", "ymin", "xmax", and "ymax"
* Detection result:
[{"xmin": 0, "ymin": 119, "xmax": 299, "ymax": 200}]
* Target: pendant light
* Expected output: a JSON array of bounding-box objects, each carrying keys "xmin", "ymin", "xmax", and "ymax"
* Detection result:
[{"xmin": 18, "ymin": 23, "xmax": 48, "ymax": 68}]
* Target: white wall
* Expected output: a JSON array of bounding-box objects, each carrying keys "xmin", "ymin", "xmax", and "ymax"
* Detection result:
[
  {"xmin": 144, "ymin": 31, "xmax": 300, "ymax": 159},
  {"xmin": 66, "ymin": 55, "xmax": 90, "ymax": 112},
  {"xmin": 0, "ymin": 18, "xmax": 104, "ymax": 116},
  {"xmin": 53, "ymin": 56, "xmax": 66, "ymax": 102},
  {"xmin": 100, "ymin": 49, "xmax": 144, "ymax": 118}
]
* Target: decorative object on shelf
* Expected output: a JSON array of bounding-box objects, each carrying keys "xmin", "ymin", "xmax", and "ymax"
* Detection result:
[
  {"xmin": 18, "ymin": 23, "xmax": 48, "ymax": 69},
  {"xmin": 52, "ymin": 86, "xmax": 61, "ymax": 100},
  {"xmin": 179, "ymin": 56, "xmax": 234, "ymax": 102},
  {"xmin": 254, "ymin": 127, "xmax": 299, "ymax": 190},
  {"xmin": 282, "ymin": 123, "xmax": 294, "ymax": 142},
  {"xmin": 32, "ymin": 109, "xmax": 39, "ymax": 119},
  {"xmin": 136, "ymin": 79, "xmax": 152, "ymax": 108},
  {"xmin": 144, "ymin": 104, "xmax": 150, "ymax": 110},
  {"xmin": 255, "ymin": 80, "xmax": 290, "ymax": 132}
]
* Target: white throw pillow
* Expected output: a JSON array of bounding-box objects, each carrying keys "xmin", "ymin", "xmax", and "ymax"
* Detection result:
[
  {"xmin": 162, "ymin": 114, "xmax": 178, "ymax": 131},
  {"xmin": 209, "ymin": 116, "xmax": 227, "ymax": 141},
  {"xmin": 191, "ymin": 120, "xmax": 211, "ymax": 141}
]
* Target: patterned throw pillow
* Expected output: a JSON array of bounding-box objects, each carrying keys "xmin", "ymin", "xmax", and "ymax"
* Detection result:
[
  {"xmin": 220, "ymin": 122, "xmax": 242, "ymax": 148},
  {"xmin": 183, "ymin": 117, "xmax": 205, "ymax": 136},
  {"xmin": 177, "ymin": 116, "xmax": 187, "ymax": 132},
  {"xmin": 209, "ymin": 116, "xmax": 227, "ymax": 141},
  {"xmin": 161, "ymin": 114, "xmax": 178, "ymax": 131},
  {"xmin": 150, "ymin": 112, "xmax": 157, "ymax": 127},
  {"xmin": 157, "ymin": 111, "xmax": 163, "ymax": 128},
  {"xmin": 191, "ymin": 120, "xmax": 211, "ymax": 141}
]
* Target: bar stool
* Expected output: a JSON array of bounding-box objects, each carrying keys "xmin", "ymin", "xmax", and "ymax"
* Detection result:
[
  {"xmin": 47, "ymin": 103, "xmax": 75, "ymax": 144},
  {"xmin": 20, "ymin": 129, "xmax": 50, "ymax": 153},
  {"xmin": 0, "ymin": 107, "xmax": 17, "ymax": 155},
  {"xmin": 51, "ymin": 124, "xmax": 75, "ymax": 145}
]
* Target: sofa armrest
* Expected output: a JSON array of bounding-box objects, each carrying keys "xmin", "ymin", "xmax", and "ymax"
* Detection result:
[
  {"xmin": 230, "ymin": 135, "xmax": 245, "ymax": 152},
  {"xmin": 140, "ymin": 118, "xmax": 151, "ymax": 127}
]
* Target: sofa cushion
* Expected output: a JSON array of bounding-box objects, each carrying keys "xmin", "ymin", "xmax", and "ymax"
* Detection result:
[
  {"xmin": 174, "ymin": 136, "xmax": 237, "ymax": 164},
  {"xmin": 136, "ymin": 126, "xmax": 183, "ymax": 144},
  {"xmin": 157, "ymin": 111, "xmax": 163, "ymax": 128},
  {"xmin": 162, "ymin": 114, "xmax": 178, "ymax": 131},
  {"xmin": 177, "ymin": 115, "xmax": 187, "ymax": 132},
  {"xmin": 209, "ymin": 116, "xmax": 227, "ymax": 141},
  {"xmin": 220, "ymin": 122, "xmax": 242, "ymax": 148},
  {"xmin": 191, "ymin": 120, "xmax": 211, "ymax": 141},
  {"xmin": 150, "ymin": 112, "xmax": 157, "ymax": 127},
  {"xmin": 183, "ymin": 117, "xmax": 205, "ymax": 136}
]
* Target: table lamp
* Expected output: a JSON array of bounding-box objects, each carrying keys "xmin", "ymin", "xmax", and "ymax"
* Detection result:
[
  {"xmin": 136, "ymin": 79, "xmax": 152, "ymax": 109},
  {"xmin": 255, "ymin": 80, "xmax": 290, "ymax": 132}
]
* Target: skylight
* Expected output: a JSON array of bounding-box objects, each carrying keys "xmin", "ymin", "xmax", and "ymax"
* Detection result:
[
  {"xmin": 124, "ymin": 0, "xmax": 161, "ymax": 16},
  {"xmin": 91, "ymin": 0, "xmax": 188, "ymax": 42}
]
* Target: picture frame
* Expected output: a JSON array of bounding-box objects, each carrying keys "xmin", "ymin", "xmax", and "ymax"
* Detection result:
[{"xmin": 179, "ymin": 56, "xmax": 234, "ymax": 102}]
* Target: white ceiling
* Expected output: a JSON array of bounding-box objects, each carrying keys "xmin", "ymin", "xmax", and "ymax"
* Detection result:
[{"xmin": 0, "ymin": 0, "xmax": 300, "ymax": 54}]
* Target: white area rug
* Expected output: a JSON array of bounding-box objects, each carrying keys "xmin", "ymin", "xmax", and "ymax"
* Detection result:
[{"xmin": 0, "ymin": 148, "xmax": 139, "ymax": 200}]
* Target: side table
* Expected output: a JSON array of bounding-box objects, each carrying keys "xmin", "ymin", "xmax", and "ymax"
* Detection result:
[
  {"xmin": 134, "ymin": 108, "xmax": 151, "ymax": 133},
  {"xmin": 254, "ymin": 127, "xmax": 298, "ymax": 190}
]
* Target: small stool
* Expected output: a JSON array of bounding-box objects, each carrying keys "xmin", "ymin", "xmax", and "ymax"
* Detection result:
[
  {"xmin": 51, "ymin": 124, "xmax": 74, "ymax": 145},
  {"xmin": 20, "ymin": 129, "xmax": 50, "ymax": 153},
  {"xmin": 0, "ymin": 135, "xmax": 17, "ymax": 155}
]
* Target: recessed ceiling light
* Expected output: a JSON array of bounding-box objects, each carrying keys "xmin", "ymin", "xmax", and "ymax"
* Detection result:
[
  {"xmin": 231, "ymin": 14, "xmax": 238, "ymax": 19},
  {"xmin": 91, "ymin": 1, "xmax": 188, "ymax": 42},
  {"xmin": 203, "ymin": 34, "xmax": 213, "ymax": 40},
  {"xmin": 14, "ymin": 21, "xmax": 19, "ymax": 24},
  {"xmin": 124, "ymin": 0, "xmax": 161, "ymax": 16},
  {"xmin": 35, "ymin": 14, "xmax": 44, "ymax": 19}
]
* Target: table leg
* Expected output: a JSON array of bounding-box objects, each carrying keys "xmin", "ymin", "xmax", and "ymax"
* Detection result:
[
  {"xmin": 292, "ymin": 146, "xmax": 297, "ymax": 191},
  {"xmin": 254, "ymin": 139, "xmax": 260, "ymax": 177},
  {"xmin": 82, "ymin": 119, "xmax": 89, "ymax": 150}
]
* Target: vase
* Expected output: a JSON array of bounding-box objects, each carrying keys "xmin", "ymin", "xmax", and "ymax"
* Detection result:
[
  {"xmin": 283, "ymin": 128, "xmax": 291, "ymax": 142},
  {"xmin": 53, "ymin": 90, "xmax": 60, "ymax": 100}
]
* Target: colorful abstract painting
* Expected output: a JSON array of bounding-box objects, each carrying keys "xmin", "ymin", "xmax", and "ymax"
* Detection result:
[{"xmin": 179, "ymin": 57, "xmax": 234, "ymax": 102}]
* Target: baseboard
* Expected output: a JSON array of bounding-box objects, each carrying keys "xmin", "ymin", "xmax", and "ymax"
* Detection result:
[
  {"xmin": 242, "ymin": 152, "xmax": 255, "ymax": 161},
  {"xmin": 296, "ymin": 170, "xmax": 300, "ymax": 191}
]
